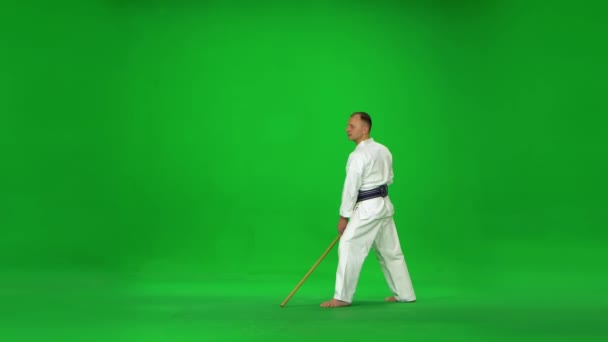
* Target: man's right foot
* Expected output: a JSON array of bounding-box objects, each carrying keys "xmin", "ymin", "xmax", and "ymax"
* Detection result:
[{"xmin": 320, "ymin": 299, "xmax": 351, "ymax": 308}]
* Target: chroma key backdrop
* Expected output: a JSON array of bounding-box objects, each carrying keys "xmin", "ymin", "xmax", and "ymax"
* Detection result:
[{"xmin": 1, "ymin": 0, "xmax": 606, "ymax": 341}]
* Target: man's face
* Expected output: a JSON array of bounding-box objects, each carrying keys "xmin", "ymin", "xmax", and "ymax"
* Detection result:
[{"xmin": 346, "ymin": 115, "xmax": 368, "ymax": 142}]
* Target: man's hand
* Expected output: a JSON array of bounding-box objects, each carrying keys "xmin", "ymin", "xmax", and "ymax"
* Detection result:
[{"xmin": 337, "ymin": 216, "xmax": 348, "ymax": 235}]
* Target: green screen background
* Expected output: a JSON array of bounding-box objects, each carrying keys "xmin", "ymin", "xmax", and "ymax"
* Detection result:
[{"xmin": 1, "ymin": 0, "xmax": 606, "ymax": 340}]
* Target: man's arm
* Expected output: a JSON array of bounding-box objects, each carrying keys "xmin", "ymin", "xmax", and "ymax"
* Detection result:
[
  {"xmin": 337, "ymin": 216, "xmax": 349, "ymax": 235},
  {"xmin": 338, "ymin": 153, "xmax": 365, "ymax": 233},
  {"xmin": 388, "ymin": 152, "xmax": 394, "ymax": 185}
]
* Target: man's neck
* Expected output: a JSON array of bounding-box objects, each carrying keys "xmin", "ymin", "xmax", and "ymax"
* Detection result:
[{"xmin": 356, "ymin": 136, "xmax": 371, "ymax": 144}]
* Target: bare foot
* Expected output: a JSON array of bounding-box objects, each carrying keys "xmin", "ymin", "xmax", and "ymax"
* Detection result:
[
  {"xmin": 320, "ymin": 299, "xmax": 351, "ymax": 308},
  {"xmin": 385, "ymin": 296, "xmax": 416, "ymax": 303}
]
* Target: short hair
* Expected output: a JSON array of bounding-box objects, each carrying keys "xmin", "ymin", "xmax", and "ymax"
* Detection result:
[{"xmin": 351, "ymin": 112, "xmax": 372, "ymax": 133}]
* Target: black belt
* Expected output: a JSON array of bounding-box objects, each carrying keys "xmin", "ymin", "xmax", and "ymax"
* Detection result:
[{"xmin": 356, "ymin": 184, "xmax": 388, "ymax": 202}]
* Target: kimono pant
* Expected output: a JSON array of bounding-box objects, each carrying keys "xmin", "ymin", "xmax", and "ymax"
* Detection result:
[{"xmin": 333, "ymin": 203, "xmax": 416, "ymax": 303}]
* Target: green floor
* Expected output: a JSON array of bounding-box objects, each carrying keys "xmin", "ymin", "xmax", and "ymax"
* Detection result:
[{"xmin": 2, "ymin": 270, "xmax": 606, "ymax": 341}]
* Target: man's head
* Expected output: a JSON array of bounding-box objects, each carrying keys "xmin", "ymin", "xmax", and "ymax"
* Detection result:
[{"xmin": 346, "ymin": 112, "xmax": 372, "ymax": 144}]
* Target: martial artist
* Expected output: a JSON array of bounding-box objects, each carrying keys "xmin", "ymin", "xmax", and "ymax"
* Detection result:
[{"xmin": 321, "ymin": 112, "xmax": 416, "ymax": 308}]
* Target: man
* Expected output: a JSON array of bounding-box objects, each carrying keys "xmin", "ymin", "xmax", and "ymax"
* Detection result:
[{"xmin": 320, "ymin": 112, "xmax": 417, "ymax": 308}]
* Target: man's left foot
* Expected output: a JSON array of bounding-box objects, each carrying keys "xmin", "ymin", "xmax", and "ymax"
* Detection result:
[
  {"xmin": 320, "ymin": 299, "xmax": 351, "ymax": 308},
  {"xmin": 385, "ymin": 296, "xmax": 416, "ymax": 303}
]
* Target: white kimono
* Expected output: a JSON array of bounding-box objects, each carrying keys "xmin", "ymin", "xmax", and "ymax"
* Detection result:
[{"xmin": 334, "ymin": 138, "xmax": 416, "ymax": 303}]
